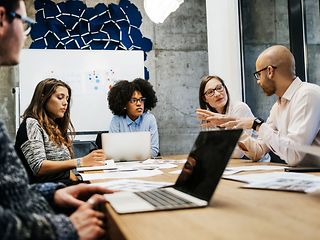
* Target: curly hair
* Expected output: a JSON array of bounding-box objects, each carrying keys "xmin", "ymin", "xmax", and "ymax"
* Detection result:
[
  {"xmin": 22, "ymin": 78, "xmax": 75, "ymax": 154},
  {"xmin": 108, "ymin": 78, "xmax": 158, "ymax": 116},
  {"xmin": 199, "ymin": 75, "xmax": 230, "ymax": 114}
]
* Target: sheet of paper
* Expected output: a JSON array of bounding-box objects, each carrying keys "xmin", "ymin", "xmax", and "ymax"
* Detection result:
[
  {"xmin": 115, "ymin": 160, "xmax": 177, "ymax": 170},
  {"xmin": 223, "ymin": 165, "xmax": 285, "ymax": 175},
  {"xmin": 169, "ymin": 169, "xmax": 182, "ymax": 175},
  {"xmin": 223, "ymin": 171, "xmax": 319, "ymax": 183},
  {"xmin": 223, "ymin": 169, "xmax": 242, "ymax": 175},
  {"xmin": 91, "ymin": 179, "xmax": 172, "ymax": 192},
  {"xmin": 80, "ymin": 169, "xmax": 163, "ymax": 181},
  {"xmin": 143, "ymin": 159, "xmax": 187, "ymax": 164},
  {"xmin": 76, "ymin": 160, "xmax": 117, "ymax": 172},
  {"xmin": 243, "ymin": 177, "xmax": 320, "ymax": 193}
]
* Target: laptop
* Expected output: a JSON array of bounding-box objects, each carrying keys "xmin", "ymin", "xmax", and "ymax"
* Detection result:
[
  {"xmin": 104, "ymin": 129, "xmax": 243, "ymax": 214},
  {"xmin": 101, "ymin": 131, "xmax": 151, "ymax": 161}
]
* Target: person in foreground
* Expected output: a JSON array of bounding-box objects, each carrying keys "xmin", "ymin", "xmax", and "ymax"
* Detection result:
[
  {"xmin": 197, "ymin": 75, "xmax": 255, "ymax": 159},
  {"xmin": 199, "ymin": 45, "xmax": 320, "ymax": 167},
  {"xmin": 15, "ymin": 78, "xmax": 105, "ymax": 184},
  {"xmin": 107, "ymin": 78, "xmax": 159, "ymax": 157},
  {"xmin": 0, "ymin": 0, "xmax": 112, "ymax": 239}
]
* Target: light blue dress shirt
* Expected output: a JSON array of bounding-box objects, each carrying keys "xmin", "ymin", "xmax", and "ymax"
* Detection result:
[{"xmin": 109, "ymin": 112, "xmax": 159, "ymax": 157}]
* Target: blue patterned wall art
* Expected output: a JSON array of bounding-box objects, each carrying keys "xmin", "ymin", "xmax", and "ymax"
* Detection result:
[{"xmin": 30, "ymin": 0, "xmax": 152, "ymax": 79}]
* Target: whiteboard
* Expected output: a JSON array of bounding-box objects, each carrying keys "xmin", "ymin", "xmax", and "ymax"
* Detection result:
[{"xmin": 18, "ymin": 49, "xmax": 144, "ymax": 140}]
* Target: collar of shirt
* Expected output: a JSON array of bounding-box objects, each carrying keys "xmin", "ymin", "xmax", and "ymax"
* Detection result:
[
  {"xmin": 278, "ymin": 77, "xmax": 302, "ymax": 103},
  {"xmin": 126, "ymin": 114, "xmax": 143, "ymax": 127}
]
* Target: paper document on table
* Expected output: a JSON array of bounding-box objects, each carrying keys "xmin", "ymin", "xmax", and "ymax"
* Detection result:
[
  {"xmin": 116, "ymin": 160, "xmax": 177, "ymax": 170},
  {"xmin": 223, "ymin": 165, "xmax": 285, "ymax": 175},
  {"xmin": 91, "ymin": 179, "xmax": 172, "ymax": 192},
  {"xmin": 143, "ymin": 159, "xmax": 187, "ymax": 164},
  {"xmin": 223, "ymin": 171, "xmax": 319, "ymax": 183},
  {"xmin": 76, "ymin": 160, "xmax": 117, "ymax": 172},
  {"xmin": 223, "ymin": 171, "xmax": 320, "ymax": 193},
  {"xmin": 243, "ymin": 177, "xmax": 320, "ymax": 193},
  {"xmin": 138, "ymin": 160, "xmax": 178, "ymax": 169},
  {"xmin": 80, "ymin": 169, "xmax": 163, "ymax": 181},
  {"xmin": 169, "ymin": 169, "xmax": 182, "ymax": 175}
]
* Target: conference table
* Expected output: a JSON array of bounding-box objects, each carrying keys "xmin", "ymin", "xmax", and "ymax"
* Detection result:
[{"xmin": 90, "ymin": 155, "xmax": 320, "ymax": 240}]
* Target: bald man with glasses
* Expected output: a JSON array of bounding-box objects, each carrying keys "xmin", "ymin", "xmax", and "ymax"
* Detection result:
[
  {"xmin": 199, "ymin": 45, "xmax": 320, "ymax": 167},
  {"xmin": 0, "ymin": 1, "xmax": 113, "ymax": 239}
]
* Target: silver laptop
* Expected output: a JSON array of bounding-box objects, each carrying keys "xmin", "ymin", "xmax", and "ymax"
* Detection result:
[
  {"xmin": 104, "ymin": 129, "xmax": 243, "ymax": 214},
  {"xmin": 101, "ymin": 132, "xmax": 151, "ymax": 161}
]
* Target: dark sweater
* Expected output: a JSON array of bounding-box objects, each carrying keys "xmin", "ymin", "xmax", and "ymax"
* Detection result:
[{"xmin": 0, "ymin": 121, "xmax": 77, "ymax": 239}]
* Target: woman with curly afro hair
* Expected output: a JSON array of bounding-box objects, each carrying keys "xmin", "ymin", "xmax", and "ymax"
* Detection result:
[{"xmin": 107, "ymin": 78, "xmax": 159, "ymax": 157}]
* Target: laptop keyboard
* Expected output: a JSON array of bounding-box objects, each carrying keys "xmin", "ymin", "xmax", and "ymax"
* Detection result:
[{"xmin": 135, "ymin": 188, "xmax": 197, "ymax": 209}]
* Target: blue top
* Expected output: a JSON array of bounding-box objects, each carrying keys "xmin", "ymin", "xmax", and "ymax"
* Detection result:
[{"xmin": 109, "ymin": 112, "xmax": 159, "ymax": 157}]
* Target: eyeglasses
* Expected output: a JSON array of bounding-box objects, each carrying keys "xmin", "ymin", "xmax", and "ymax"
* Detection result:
[
  {"xmin": 253, "ymin": 65, "xmax": 277, "ymax": 80},
  {"xmin": 129, "ymin": 97, "xmax": 146, "ymax": 104},
  {"xmin": 9, "ymin": 12, "xmax": 36, "ymax": 36},
  {"xmin": 203, "ymin": 84, "xmax": 224, "ymax": 97}
]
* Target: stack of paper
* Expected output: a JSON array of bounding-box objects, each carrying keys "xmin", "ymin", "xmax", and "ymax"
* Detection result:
[
  {"xmin": 78, "ymin": 159, "xmax": 178, "ymax": 181},
  {"xmin": 223, "ymin": 172, "xmax": 320, "ymax": 193}
]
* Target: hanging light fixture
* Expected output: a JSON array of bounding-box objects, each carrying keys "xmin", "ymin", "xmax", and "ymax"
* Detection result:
[{"xmin": 144, "ymin": 0, "xmax": 184, "ymax": 24}]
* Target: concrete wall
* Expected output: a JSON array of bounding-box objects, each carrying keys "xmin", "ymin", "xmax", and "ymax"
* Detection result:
[
  {"xmin": 0, "ymin": 66, "xmax": 17, "ymax": 137},
  {"xmin": 0, "ymin": 0, "xmax": 208, "ymax": 155},
  {"xmin": 95, "ymin": 0, "xmax": 209, "ymax": 155}
]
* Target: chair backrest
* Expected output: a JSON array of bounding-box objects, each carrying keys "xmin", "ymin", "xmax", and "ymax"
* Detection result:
[{"xmin": 95, "ymin": 131, "xmax": 108, "ymax": 149}]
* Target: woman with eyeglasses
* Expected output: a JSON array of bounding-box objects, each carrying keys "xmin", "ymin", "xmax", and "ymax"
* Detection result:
[
  {"xmin": 196, "ymin": 75, "xmax": 254, "ymax": 158},
  {"xmin": 107, "ymin": 78, "xmax": 159, "ymax": 157},
  {"xmin": 15, "ymin": 78, "xmax": 106, "ymax": 184}
]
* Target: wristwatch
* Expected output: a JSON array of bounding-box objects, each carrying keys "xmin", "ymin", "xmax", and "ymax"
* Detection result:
[
  {"xmin": 76, "ymin": 158, "xmax": 81, "ymax": 167},
  {"xmin": 252, "ymin": 117, "xmax": 264, "ymax": 131}
]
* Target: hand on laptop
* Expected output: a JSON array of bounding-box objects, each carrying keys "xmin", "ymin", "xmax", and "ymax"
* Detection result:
[
  {"xmin": 82, "ymin": 149, "xmax": 106, "ymax": 166},
  {"xmin": 54, "ymin": 183, "xmax": 113, "ymax": 208}
]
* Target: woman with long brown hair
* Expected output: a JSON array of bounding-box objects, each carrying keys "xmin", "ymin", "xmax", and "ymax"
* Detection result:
[{"xmin": 15, "ymin": 78, "xmax": 105, "ymax": 184}]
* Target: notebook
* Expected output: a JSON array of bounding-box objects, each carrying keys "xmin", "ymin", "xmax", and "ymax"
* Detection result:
[
  {"xmin": 104, "ymin": 129, "xmax": 243, "ymax": 214},
  {"xmin": 101, "ymin": 131, "xmax": 151, "ymax": 161}
]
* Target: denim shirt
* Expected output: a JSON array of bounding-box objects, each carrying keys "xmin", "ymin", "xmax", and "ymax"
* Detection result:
[{"xmin": 109, "ymin": 112, "xmax": 159, "ymax": 157}]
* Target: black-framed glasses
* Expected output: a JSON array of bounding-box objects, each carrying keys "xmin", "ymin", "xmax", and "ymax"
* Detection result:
[
  {"xmin": 203, "ymin": 84, "xmax": 224, "ymax": 97},
  {"xmin": 129, "ymin": 97, "xmax": 146, "ymax": 104},
  {"xmin": 9, "ymin": 12, "xmax": 36, "ymax": 36},
  {"xmin": 253, "ymin": 65, "xmax": 277, "ymax": 80}
]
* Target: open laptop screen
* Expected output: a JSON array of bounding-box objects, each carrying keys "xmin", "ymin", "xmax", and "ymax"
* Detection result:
[
  {"xmin": 174, "ymin": 129, "xmax": 242, "ymax": 201},
  {"xmin": 101, "ymin": 131, "xmax": 151, "ymax": 161}
]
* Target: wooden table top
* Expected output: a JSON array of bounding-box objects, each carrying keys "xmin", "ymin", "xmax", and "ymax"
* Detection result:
[{"xmin": 94, "ymin": 155, "xmax": 320, "ymax": 240}]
